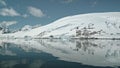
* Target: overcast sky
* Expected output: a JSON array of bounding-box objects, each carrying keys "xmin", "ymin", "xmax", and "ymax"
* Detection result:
[{"xmin": 0, "ymin": 0, "xmax": 120, "ymax": 29}]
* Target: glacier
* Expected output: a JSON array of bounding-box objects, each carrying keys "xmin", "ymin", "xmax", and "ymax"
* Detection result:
[{"xmin": 0, "ymin": 12, "xmax": 120, "ymax": 39}]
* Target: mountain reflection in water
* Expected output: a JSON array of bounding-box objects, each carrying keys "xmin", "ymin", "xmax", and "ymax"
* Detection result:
[{"xmin": 0, "ymin": 39, "xmax": 120, "ymax": 68}]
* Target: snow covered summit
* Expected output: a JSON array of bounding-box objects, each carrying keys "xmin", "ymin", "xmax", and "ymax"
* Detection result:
[{"xmin": 1, "ymin": 12, "xmax": 120, "ymax": 39}]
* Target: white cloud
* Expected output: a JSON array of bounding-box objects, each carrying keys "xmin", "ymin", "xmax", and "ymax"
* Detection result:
[
  {"xmin": 0, "ymin": 0, "xmax": 7, "ymax": 6},
  {"xmin": 22, "ymin": 14, "xmax": 29, "ymax": 18},
  {"xmin": 0, "ymin": 8, "xmax": 20, "ymax": 16},
  {"xmin": 0, "ymin": 21, "xmax": 18, "ymax": 27},
  {"xmin": 28, "ymin": 6, "xmax": 45, "ymax": 17}
]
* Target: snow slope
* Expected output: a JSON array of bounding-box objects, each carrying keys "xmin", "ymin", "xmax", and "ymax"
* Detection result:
[{"xmin": 1, "ymin": 12, "xmax": 120, "ymax": 38}]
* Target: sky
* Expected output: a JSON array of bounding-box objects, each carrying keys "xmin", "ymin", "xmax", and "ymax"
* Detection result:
[{"xmin": 0, "ymin": 0, "xmax": 120, "ymax": 29}]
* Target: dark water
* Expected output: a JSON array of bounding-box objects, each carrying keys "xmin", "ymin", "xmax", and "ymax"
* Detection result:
[{"xmin": 0, "ymin": 39, "xmax": 120, "ymax": 68}]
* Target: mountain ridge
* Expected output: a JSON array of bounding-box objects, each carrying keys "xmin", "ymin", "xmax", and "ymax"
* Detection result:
[{"xmin": 1, "ymin": 12, "xmax": 120, "ymax": 39}]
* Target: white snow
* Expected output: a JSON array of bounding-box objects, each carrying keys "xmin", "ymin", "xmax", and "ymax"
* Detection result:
[
  {"xmin": 21, "ymin": 25, "xmax": 32, "ymax": 31},
  {"xmin": 0, "ymin": 12, "xmax": 120, "ymax": 39}
]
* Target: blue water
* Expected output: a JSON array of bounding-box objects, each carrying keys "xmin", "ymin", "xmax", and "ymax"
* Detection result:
[{"xmin": 0, "ymin": 39, "xmax": 120, "ymax": 68}]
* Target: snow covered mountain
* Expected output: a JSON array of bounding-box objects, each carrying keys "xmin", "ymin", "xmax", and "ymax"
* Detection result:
[{"xmin": 1, "ymin": 12, "xmax": 120, "ymax": 39}]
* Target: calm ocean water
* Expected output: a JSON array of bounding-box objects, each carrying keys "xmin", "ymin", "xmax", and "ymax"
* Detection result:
[{"xmin": 0, "ymin": 39, "xmax": 120, "ymax": 68}]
